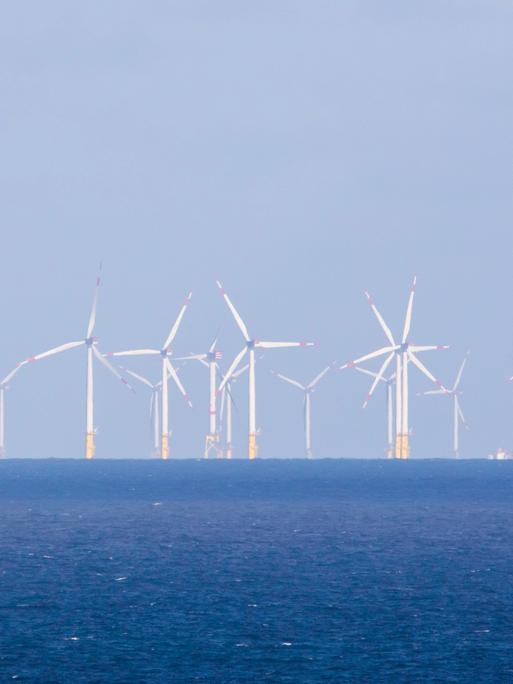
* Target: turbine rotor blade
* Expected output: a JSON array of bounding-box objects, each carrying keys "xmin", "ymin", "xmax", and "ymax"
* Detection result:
[
  {"xmin": 26, "ymin": 340, "xmax": 85, "ymax": 363},
  {"xmin": 216, "ymin": 281, "xmax": 251, "ymax": 342},
  {"xmin": 109, "ymin": 349, "xmax": 160, "ymax": 357},
  {"xmin": 354, "ymin": 366, "xmax": 379, "ymax": 380},
  {"xmin": 456, "ymin": 395, "xmax": 468, "ymax": 427},
  {"xmin": 407, "ymin": 350, "xmax": 447, "ymax": 391},
  {"xmin": 163, "ymin": 292, "xmax": 192, "ymax": 350},
  {"xmin": 362, "ymin": 353, "xmax": 395, "ymax": 408},
  {"xmin": 1, "ymin": 361, "xmax": 27, "ymax": 387},
  {"xmin": 93, "ymin": 345, "xmax": 134, "ymax": 392},
  {"xmin": 165, "ymin": 359, "xmax": 193, "ymax": 407},
  {"xmin": 86, "ymin": 263, "xmax": 102, "ymax": 339},
  {"xmin": 272, "ymin": 371, "xmax": 305, "ymax": 391},
  {"xmin": 219, "ymin": 347, "xmax": 248, "ymax": 391},
  {"xmin": 308, "ymin": 366, "xmax": 331, "ymax": 389},
  {"xmin": 122, "ymin": 368, "xmax": 154, "ymax": 389},
  {"xmin": 453, "ymin": 354, "xmax": 468, "ymax": 390},
  {"xmin": 232, "ymin": 362, "xmax": 250, "ymax": 380},
  {"xmin": 364, "ymin": 291, "xmax": 396, "ymax": 346},
  {"xmin": 401, "ymin": 275, "xmax": 417, "ymax": 344},
  {"xmin": 341, "ymin": 345, "xmax": 398, "ymax": 370},
  {"xmin": 409, "ymin": 345, "xmax": 449, "ymax": 353},
  {"xmin": 256, "ymin": 341, "xmax": 314, "ymax": 349}
]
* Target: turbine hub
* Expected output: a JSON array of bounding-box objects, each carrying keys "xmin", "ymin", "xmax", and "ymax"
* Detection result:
[
  {"xmin": 85, "ymin": 337, "xmax": 94, "ymax": 347},
  {"xmin": 247, "ymin": 340, "xmax": 255, "ymax": 350},
  {"xmin": 399, "ymin": 342, "xmax": 409, "ymax": 353}
]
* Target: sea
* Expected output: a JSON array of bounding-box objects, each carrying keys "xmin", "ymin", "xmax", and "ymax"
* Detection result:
[{"xmin": 1, "ymin": 459, "xmax": 512, "ymax": 683}]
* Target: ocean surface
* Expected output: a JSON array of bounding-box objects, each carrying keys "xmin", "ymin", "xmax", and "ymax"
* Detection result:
[{"xmin": 1, "ymin": 459, "xmax": 513, "ymax": 683}]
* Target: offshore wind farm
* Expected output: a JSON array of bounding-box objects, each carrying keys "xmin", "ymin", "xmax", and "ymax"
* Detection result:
[
  {"xmin": 0, "ymin": 268, "xmax": 509, "ymax": 461},
  {"xmin": 2, "ymin": 3, "xmax": 513, "ymax": 683}
]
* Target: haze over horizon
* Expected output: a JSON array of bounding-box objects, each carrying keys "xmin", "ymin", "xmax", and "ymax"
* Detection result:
[{"xmin": 1, "ymin": 1, "xmax": 512, "ymax": 458}]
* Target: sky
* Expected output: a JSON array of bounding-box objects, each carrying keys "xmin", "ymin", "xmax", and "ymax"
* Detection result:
[{"xmin": 0, "ymin": 1, "xmax": 512, "ymax": 459}]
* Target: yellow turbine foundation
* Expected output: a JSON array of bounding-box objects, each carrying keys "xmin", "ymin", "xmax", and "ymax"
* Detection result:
[
  {"xmin": 161, "ymin": 434, "xmax": 169, "ymax": 460},
  {"xmin": 248, "ymin": 433, "xmax": 258, "ymax": 460},
  {"xmin": 395, "ymin": 434, "xmax": 410, "ymax": 459},
  {"xmin": 225, "ymin": 444, "xmax": 233, "ymax": 460},
  {"xmin": 85, "ymin": 432, "xmax": 95, "ymax": 460}
]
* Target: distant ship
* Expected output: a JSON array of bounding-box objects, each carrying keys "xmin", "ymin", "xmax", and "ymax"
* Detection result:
[{"xmin": 488, "ymin": 447, "xmax": 513, "ymax": 460}]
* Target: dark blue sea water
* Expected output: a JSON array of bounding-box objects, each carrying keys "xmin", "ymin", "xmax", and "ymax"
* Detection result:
[{"xmin": 1, "ymin": 459, "xmax": 513, "ymax": 683}]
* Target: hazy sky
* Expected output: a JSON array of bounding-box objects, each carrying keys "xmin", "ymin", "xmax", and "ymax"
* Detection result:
[{"xmin": 1, "ymin": 1, "xmax": 512, "ymax": 458}]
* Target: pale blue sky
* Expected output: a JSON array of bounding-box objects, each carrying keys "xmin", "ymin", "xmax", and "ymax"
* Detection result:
[{"xmin": 1, "ymin": 1, "xmax": 512, "ymax": 458}]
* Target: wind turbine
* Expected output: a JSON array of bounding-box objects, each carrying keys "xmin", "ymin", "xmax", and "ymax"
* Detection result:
[
  {"xmin": 341, "ymin": 276, "xmax": 448, "ymax": 459},
  {"xmin": 25, "ymin": 267, "xmax": 133, "ymax": 458},
  {"xmin": 0, "ymin": 362, "xmax": 28, "ymax": 457},
  {"xmin": 354, "ymin": 366, "xmax": 395, "ymax": 458},
  {"xmin": 216, "ymin": 281, "xmax": 314, "ymax": 459},
  {"xmin": 219, "ymin": 362, "xmax": 249, "ymax": 459},
  {"xmin": 108, "ymin": 292, "xmax": 193, "ymax": 459},
  {"xmin": 175, "ymin": 338, "xmax": 223, "ymax": 459},
  {"xmin": 118, "ymin": 366, "xmax": 163, "ymax": 457},
  {"xmin": 420, "ymin": 353, "xmax": 469, "ymax": 458},
  {"xmin": 271, "ymin": 365, "xmax": 332, "ymax": 458}
]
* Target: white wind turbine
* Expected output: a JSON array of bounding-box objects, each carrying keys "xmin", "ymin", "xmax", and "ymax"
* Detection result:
[
  {"xmin": 118, "ymin": 366, "xmax": 163, "ymax": 457},
  {"xmin": 354, "ymin": 366, "xmax": 396, "ymax": 458},
  {"xmin": 217, "ymin": 281, "xmax": 314, "ymax": 459},
  {"xmin": 25, "ymin": 267, "xmax": 133, "ymax": 458},
  {"xmin": 108, "ymin": 293, "xmax": 193, "ymax": 459},
  {"xmin": 341, "ymin": 276, "xmax": 448, "ymax": 459},
  {"xmin": 175, "ymin": 337, "xmax": 223, "ymax": 459},
  {"xmin": 219, "ymin": 362, "xmax": 249, "ymax": 459},
  {"xmin": 0, "ymin": 362, "xmax": 28, "ymax": 457},
  {"xmin": 420, "ymin": 353, "xmax": 469, "ymax": 458},
  {"xmin": 271, "ymin": 365, "xmax": 332, "ymax": 458}
]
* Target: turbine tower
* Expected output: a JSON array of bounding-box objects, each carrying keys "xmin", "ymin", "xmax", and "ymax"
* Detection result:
[
  {"xmin": 109, "ymin": 293, "xmax": 193, "ymax": 459},
  {"xmin": 119, "ymin": 367, "xmax": 163, "ymax": 457},
  {"xmin": 217, "ymin": 281, "xmax": 314, "ymax": 459},
  {"xmin": 341, "ymin": 276, "xmax": 448, "ymax": 459},
  {"xmin": 219, "ymin": 362, "xmax": 249, "ymax": 459},
  {"xmin": 25, "ymin": 267, "xmax": 133, "ymax": 458},
  {"xmin": 420, "ymin": 353, "xmax": 469, "ymax": 457},
  {"xmin": 0, "ymin": 362, "xmax": 27, "ymax": 457},
  {"xmin": 176, "ymin": 338, "xmax": 223, "ymax": 459},
  {"xmin": 354, "ymin": 366, "xmax": 395, "ymax": 458},
  {"xmin": 271, "ymin": 365, "xmax": 332, "ymax": 458}
]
